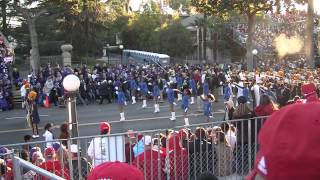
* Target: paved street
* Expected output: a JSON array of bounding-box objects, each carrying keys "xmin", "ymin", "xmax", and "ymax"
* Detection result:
[{"xmin": 0, "ymin": 96, "xmax": 228, "ymax": 145}]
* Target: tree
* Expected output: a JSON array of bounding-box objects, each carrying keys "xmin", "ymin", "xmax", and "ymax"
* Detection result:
[
  {"xmin": 191, "ymin": 15, "xmax": 213, "ymax": 62},
  {"xmin": 13, "ymin": 0, "xmax": 48, "ymax": 74},
  {"xmin": 48, "ymin": 0, "xmax": 109, "ymax": 58},
  {"xmin": 122, "ymin": 13, "xmax": 162, "ymax": 51},
  {"xmin": 192, "ymin": 0, "xmax": 273, "ymax": 70},
  {"xmin": 160, "ymin": 22, "xmax": 194, "ymax": 57},
  {"xmin": 1, "ymin": 0, "xmax": 8, "ymax": 35},
  {"xmin": 169, "ymin": 0, "xmax": 191, "ymax": 13},
  {"xmin": 281, "ymin": 0, "xmax": 314, "ymax": 68},
  {"xmin": 306, "ymin": 0, "xmax": 315, "ymax": 68}
]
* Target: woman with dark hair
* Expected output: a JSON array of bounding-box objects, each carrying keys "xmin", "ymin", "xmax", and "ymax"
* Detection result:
[
  {"xmin": 215, "ymin": 131, "xmax": 233, "ymax": 177},
  {"xmin": 255, "ymin": 94, "xmax": 278, "ymax": 117},
  {"xmin": 59, "ymin": 123, "xmax": 69, "ymax": 148},
  {"xmin": 233, "ymin": 96, "xmax": 253, "ymax": 119},
  {"xmin": 26, "ymin": 91, "xmax": 40, "ymax": 138},
  {"xmin": 43, "ymin": 123, "xmax": 54, "ymax": 148}
]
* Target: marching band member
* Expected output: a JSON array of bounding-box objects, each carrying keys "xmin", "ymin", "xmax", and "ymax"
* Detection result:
[
  {"xmin": 251, "ymin": 80, "xmax": 262, "ymax": 107},
  {"xmin": 223, "ymin": 80, "xmax": 233, "ymax": 102},
  {"xmin": 153, "ymin": 81, "xmax": 160, "ymax": 113},
  {"xmin": 189, "ymin": 75, "xmax": 197, "ymax": 105},
  {"xmin": 201, "ymin": 93, "xmax": 215, "ymax": 122},
  {"xmin": 233, "ymin": 79, "xmax": 250, "ymax": 104},
  {"xmin": 116, "ymin": 84, "xmax": 126, "ymax": 121},
  {"xmin": 130, "ymin": 76, "xmax": 137, "ymax": 104},
  {"xmin": 158, "ymin": 77, "xmax": 165, "ymax": 102},
  {"xmin": 180, "ymin": 88, "xmax": 191, "ymax": 126},
  {"xmin": 203, "ymin": 78, "xmax": 209, "ymax": 96},
  {"xmin": 167, "ymin": 82, "xmax": 176, "ymax": 120},
  {"xmin": 139, "ymin": 78, "xmax": 148, "ymax": 108},
  {"xmin": 177, "ymin": 74, "xmax": 183, "ymax": 101}
]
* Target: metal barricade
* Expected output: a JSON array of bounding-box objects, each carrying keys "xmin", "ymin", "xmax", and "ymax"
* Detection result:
[
  {"xmin": 1, "ymin": 117, "xmax": 268, "ymax": 180},
  {"xmin": 12, "ymin": 156, "xmax": 65, "ymax": 180}
]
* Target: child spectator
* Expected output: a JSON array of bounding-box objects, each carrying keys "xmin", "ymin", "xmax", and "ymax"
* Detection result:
[{"xmin": 43, "ymin": 123, "xmax": 54, "ymax": 148}]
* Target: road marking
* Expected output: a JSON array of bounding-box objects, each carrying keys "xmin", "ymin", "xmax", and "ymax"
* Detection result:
[
  {"xmin": 5, "ymin": 115, "xmax": 49, "ymax": 120},
  {"xmin": 0, "ymin": 111, "xmax": 224, "ymax": 134},
  {"xmin": 78, "ymin": 113, "xmax": 198, "ymax": 126}
]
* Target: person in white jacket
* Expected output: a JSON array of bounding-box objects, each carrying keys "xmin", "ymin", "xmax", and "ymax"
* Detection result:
[
  {"xmin": 87, "ymin": 122, "xmax": 111, "ymax": 167},
  {"xmin": 43, "ymin": 123, "xmax": 54, "ymax": 148},
  {"xmin": 251, "ymin": 81, "xmax": 261, "ymax": 107}
]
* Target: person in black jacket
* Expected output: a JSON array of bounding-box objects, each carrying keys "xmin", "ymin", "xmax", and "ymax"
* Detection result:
[
  {"xmin": 276, "ymin": 83, "xmax": 291, "ymax": 107},
  {"xmin": 98, "ymin": 80, "xmax": 109, "ymax": 104},
  {"xmin": 188, "ymin": 127, "xmax": 214, "ymax": 178}
]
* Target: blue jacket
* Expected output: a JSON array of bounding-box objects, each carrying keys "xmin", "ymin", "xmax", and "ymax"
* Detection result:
[
  {"xmin": 139, "ymin": 82, "xmax": 148, "ymax": 94},
  {"xmin": 177, "ymin": 76, "xmax": 183, "ymax": 88},
  {"xmin": 153, "ymin": 85, "xmax": 160, "ymax": 97},
  {"xmin": 181, "ymin": 95, "xmax": 189, "ymax": 110},
  {"xmin": 203, "ymin": 100, "xmax": 212, "ymax": 117},
  {"xmin": 203, "ymin": 82, "xmax": 209, "ymax": 95},
  {"xmin": 114, "ymin": 80, "xmax": 121, "ymax": 88},
  {"xmin": 130, "ymin": 79, "xmax": 137, "ymax": 90},
  {"xmin": 189, "ymin": 79, "xmax": 197, "ymax": 93},
  {"xmin": 167, "ymin": 88, "xmax": 174, "ymax": 103},
  {"xmin": 224, "ymin": 85, "xmax": 232, "ymax": 101},
  {"xmin": 117, "ymin": 91, "xmax": 126, "ymax": 105},
  {"xmin": 243, "ymin": 87, "xmax": 249, "ymax": 101},
  {"xmin": 133, "ymin": 140, "xmax": 145, "ymax": 157}
]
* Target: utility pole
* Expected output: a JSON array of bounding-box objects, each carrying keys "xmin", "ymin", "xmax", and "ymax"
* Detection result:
[{"xmin": 306, "ymin": 0, "xmax": 315, "ymax": 68}]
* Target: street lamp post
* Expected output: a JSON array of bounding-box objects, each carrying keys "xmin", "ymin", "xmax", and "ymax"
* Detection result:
[
  {"xmin": 106, "ymin": 44, "xmax": 110, "ymax": 64},
  {"xmin": 62, "ymin": 74, "xmax": 81, "ymax": 142},
  {"xmin": 252, "ymin": 49, "xmax": 258, "ymax": 70},
  {"xmin": 119, "ymin": 45, "xmax": 124, "ymax": 64}
]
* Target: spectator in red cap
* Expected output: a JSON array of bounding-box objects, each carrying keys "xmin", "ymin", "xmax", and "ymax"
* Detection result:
[
  {"xmin": 39, "ymin": 147, "xmax": 70, "ymax": 180},
  {"xmin": 247, "ymin": 102, "xmax": 320, "ymax": 180},
  {"xmin": 132, "ymin": 135, "xmax": 166, "ymax": 180},
  {"xmin": 167, "ymin": 132, "xmax": 188, "ymax": 180},
  {"xmin": 70, "ymin": 144, "xmax": 92, "ymax": 179},
  {"xmin": 255, "ymin": 95, "xmax": 278, "ymax": 117},
  {"xmin": 124, "ymin": 130, "xmax": 136, "ymax": 163},
  {"xmin": 301, "ymin": 83, "xmax": 319, "ymax": 102},
  {"xmin": 87, "ymin": 122, "xmax": 111, "ymax": 167},
  {"xmin": 87, "ymin": 161, "xmax": 143, "ymax": 180}
]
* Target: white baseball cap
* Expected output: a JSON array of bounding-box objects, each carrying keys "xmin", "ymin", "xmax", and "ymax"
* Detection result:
[
  {"xmin": 70, "ymin": 144, "xmax": 80, "ymax": 153},
  {"xmin": 143, "ymin": 135, "xmax": 152, "ymax": 146}
]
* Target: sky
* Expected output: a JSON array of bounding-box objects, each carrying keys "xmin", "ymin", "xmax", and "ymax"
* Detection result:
[
  {"xmin": 295, "ymin": 1, "xmax": 320, "ymax": 14},
  {"xmin": 7, "ymin": 0, "xmax": 320, "ymax": 28}
]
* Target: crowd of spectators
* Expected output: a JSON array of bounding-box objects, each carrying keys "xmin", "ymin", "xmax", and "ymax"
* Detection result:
[
  {"xmin": 232, "ymin": 12, "xmax": 307, "ymax": 54},
  {"xmin": 1, "ymin": 59, "xmax": 320, "ymax": 179},
  {"xmin": 0, "ymin": 37, "xmax": 14, "ymax": 111},
  {"xmin": 0, "ymin": 120, "xmax": 245, "ymax": 179}
]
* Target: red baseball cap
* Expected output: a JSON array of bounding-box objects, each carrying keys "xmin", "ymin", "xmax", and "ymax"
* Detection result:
[
  {"xmin": 178, "ymin": 129, "xmax": 188, "ymax": 139},
  {"xmin": 44, "ymin": 147, "xmax": 55, "ymax": 157},
  {"xmin": 301, "ymin": 83, "xmax": 316, "ymax": 95},
  {"xmin": 87, "ymin": 161, "xmax": 144, "ymax": 180},
  {"xmin": 248, "ymin": 102, "xmax": 320, "ymax": 180},
  {"xmin": 100, "ymin": 122, "xmax": 110, "ymax": 134},
  {"xmin": 301, "ymin": 83, "xmax": 319, "ymax": 102}
]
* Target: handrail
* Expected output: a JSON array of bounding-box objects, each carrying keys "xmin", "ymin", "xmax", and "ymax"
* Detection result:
[{"xmin": 12, "ymin": 156, "xmax": 65, "ymax": 180}]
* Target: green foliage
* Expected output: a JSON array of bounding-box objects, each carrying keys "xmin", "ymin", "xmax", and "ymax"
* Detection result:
[
  {"xmin": 8, "ymin": 0, "xmax": 194, "ymax": 59},
  {"xmin": 191, "ymin": 0, "xmax": 273, "ymax": 17},
  {"xmin": 122, "ymin": 13, "xmax": 194, "ymax": 57},
  {"xmin": 159, "ymin": 22, "xmax": 193, "ymax": 57},
  {"xmin": 122, "ymin": 13, "xmax": 162, "ymax": 51},
  {"xmin": 169, "ymin": 0, "xmax": 191, "ymax": 12}
]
